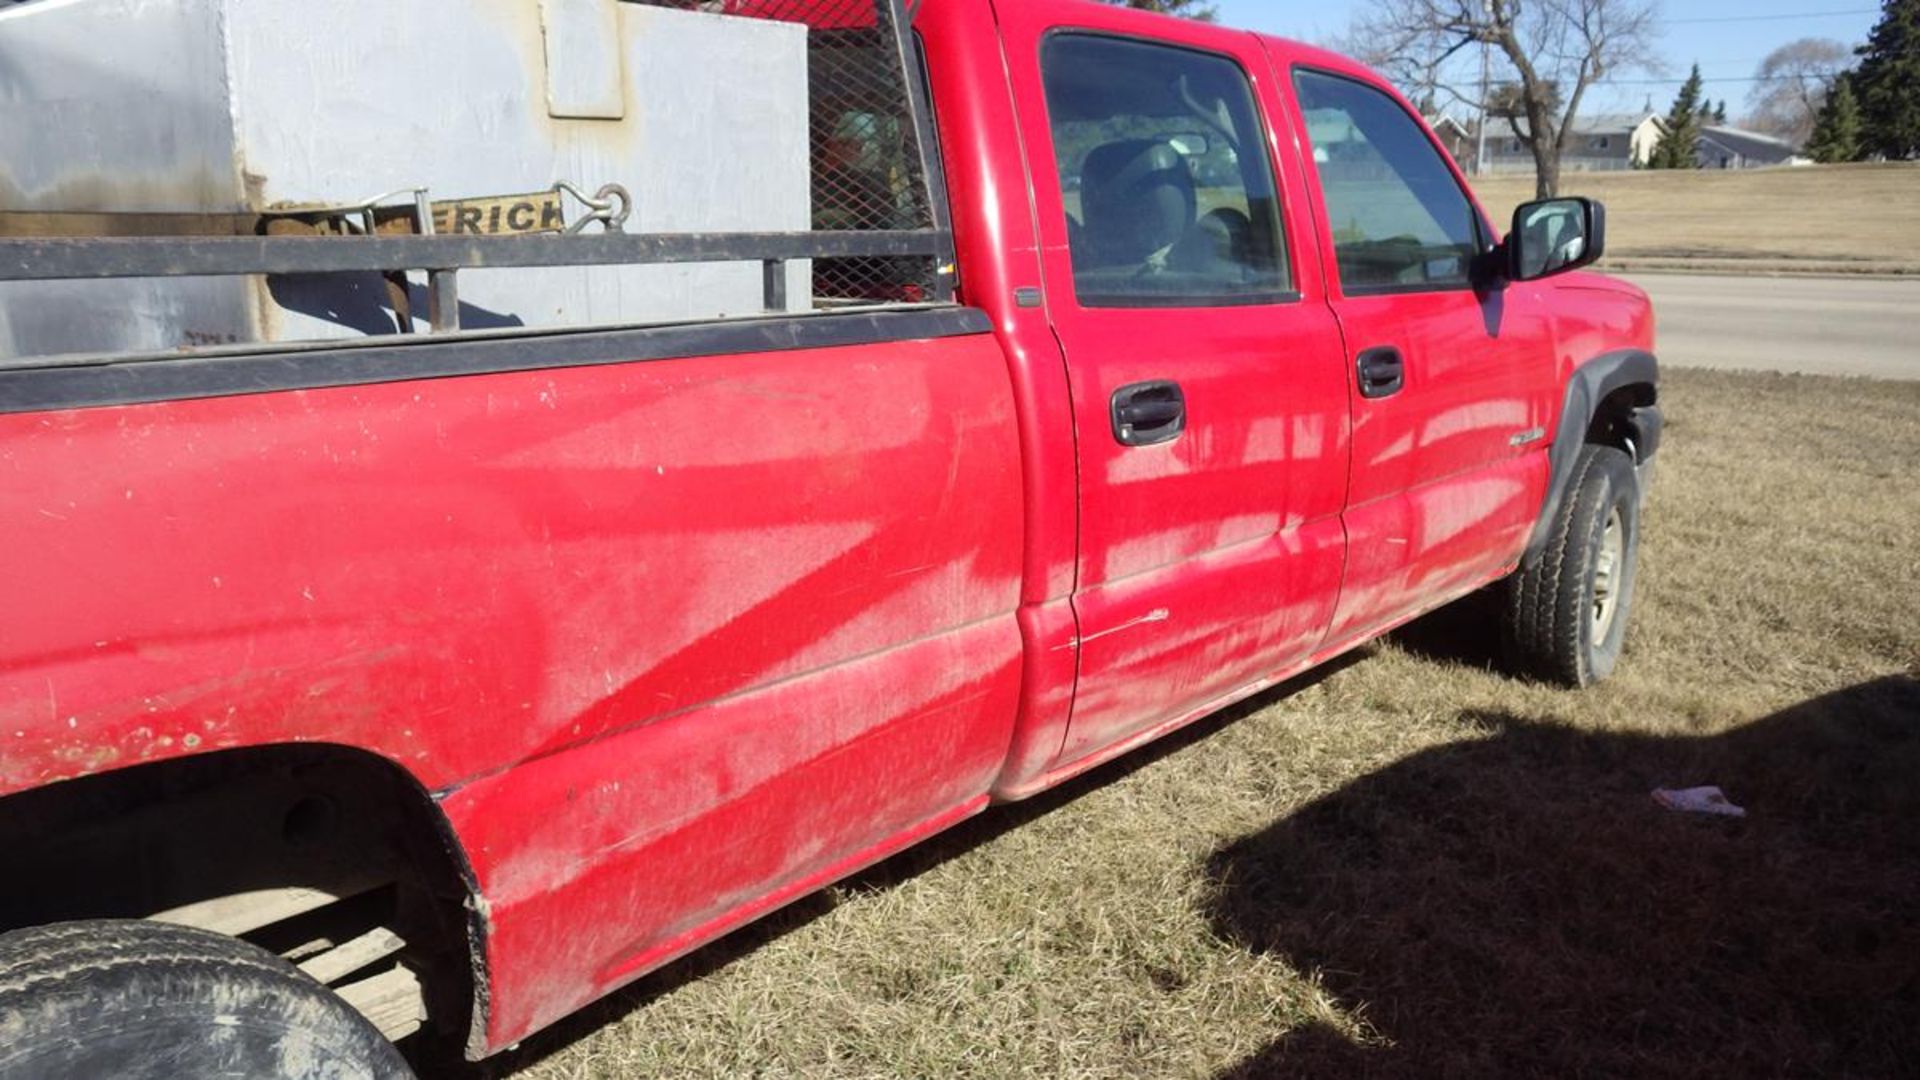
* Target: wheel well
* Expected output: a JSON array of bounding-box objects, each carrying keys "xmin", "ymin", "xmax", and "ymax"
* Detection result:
[
  {"xmin": 1585, "ymin": 382, "xmax": 1657, "ymax": 453},
  {"xmin": 0, "ymin": 745, "xmax": 483, "ymax": 1062}
]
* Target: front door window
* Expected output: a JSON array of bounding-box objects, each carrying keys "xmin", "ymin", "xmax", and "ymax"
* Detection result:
[{"xmin": 1294, "ymin": 69, "xmax": 1481, "ymax": 294}]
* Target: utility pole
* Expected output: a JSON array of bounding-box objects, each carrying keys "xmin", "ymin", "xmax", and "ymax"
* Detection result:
[{"xmin": 1472, "ymin": 0, "xmax": 1493, "ymax": 176}]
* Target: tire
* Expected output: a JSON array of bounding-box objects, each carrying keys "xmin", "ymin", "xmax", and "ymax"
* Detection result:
[
  {"xmin": 1502, "ymin": 443, "xmax": 1642, "ymax": 687},
  {"xmin": 0, "ymin": 919, "xmax": 413, "ymax": 1080}
]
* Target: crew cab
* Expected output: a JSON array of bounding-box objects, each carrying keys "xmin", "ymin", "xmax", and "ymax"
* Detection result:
[{"xmin": 0, "ymin": 0, "xmax": 1659, "ymax": 1074}]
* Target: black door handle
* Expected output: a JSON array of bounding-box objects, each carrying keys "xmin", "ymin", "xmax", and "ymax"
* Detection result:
[
  {"xmin": 1356, "ymin": 346, "xmax": 1404, "ymax": 399},
  {"xmin": 1111, "ymin": 380, "xmax": 1185, "ymax": 446}
]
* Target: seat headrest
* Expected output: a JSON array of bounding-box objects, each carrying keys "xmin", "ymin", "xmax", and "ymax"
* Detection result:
[{"xmin": 1079, "ymin": 139, "xmax": 1197, "ymax": 267}]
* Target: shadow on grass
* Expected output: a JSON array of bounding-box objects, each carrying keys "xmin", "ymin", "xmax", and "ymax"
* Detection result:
[
  {"xmin": 451, "ymin": 649, "xmax": 1373, "ymax": 1078},
  {"xmin": 1207, "ymin": 674, "xmax": 1920, "ymax": 1079},
  {"xmin": 1382, "ymin": 586, "xmax": 1504, "ymax": 671}
]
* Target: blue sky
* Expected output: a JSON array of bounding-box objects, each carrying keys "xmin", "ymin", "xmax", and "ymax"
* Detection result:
[{"xmin": 1213, "ymin": 0, "xmax": 1883, "ymax": 119}]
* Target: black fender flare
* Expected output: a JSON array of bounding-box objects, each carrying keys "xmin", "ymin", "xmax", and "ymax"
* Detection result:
[{"xmin": 1524, "ymin": 348, "xmax": 1661, "ymax": 563}]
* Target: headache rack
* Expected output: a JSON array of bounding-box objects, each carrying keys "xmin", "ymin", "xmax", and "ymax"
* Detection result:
[{"xmin": 0, "ymin": 0, "xmax": 953, "ymax": 359}]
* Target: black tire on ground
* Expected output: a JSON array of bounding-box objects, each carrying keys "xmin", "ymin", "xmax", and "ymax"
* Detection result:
[
  {"xmin": 1502, "ymin": 443, "xmax": 1642, "ymax": 687},
  {"xmin": 0, "ymin": 919, "xmax": 413, "ymax": 1080}
]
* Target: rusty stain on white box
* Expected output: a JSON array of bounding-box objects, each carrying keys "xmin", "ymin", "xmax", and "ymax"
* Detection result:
[{"xmin": 0, "ymin": 0, "xmax": 811, "ymax": 360}]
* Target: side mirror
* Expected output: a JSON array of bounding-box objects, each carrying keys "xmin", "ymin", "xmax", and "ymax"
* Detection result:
[
  {"xmin": 1166, "ymin": 132, "xmax": 1212, "ymax": 156},
  {"xmin": 1507, "ymin": 197, "xmax": 1606, "ymax": 281}
]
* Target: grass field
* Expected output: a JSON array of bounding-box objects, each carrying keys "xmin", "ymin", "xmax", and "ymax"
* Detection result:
[
  {"xmin": 482, "ymin": 368, "xmax": 1920, "ymax": 1079},
  {"xmin": 1470, "ymin": 163, "xmax": 1920, "ymax": 275}
]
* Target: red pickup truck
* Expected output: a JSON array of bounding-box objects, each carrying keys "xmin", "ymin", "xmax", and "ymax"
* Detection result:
[{"xmin": 0, "ymin": 0, "xmax": 1659, "ymax": 1074}]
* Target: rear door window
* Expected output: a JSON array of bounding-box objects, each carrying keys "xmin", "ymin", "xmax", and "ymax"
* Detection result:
[{"xmin": 1040, "ymin": 34, "xmax": 1291, "ymax": 307}]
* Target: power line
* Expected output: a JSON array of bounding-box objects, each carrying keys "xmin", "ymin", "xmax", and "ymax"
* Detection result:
[
  {"xmin": 1665, "ymin": 8, "xmax": 1875, "ymax": 23},
  {"xmin": 1599, "ymin": 74, "xmax": 1838, "ymax": 84}
]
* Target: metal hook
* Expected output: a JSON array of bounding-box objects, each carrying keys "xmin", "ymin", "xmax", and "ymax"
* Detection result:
[{"xmin": 555, "ymin": 181, "xmax": 633, "ymax": 234}]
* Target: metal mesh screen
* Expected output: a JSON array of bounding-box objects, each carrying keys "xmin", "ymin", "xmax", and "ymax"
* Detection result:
[{"xmin": 635, "ymin": 0, "xmax": 945, "ymax": 305}]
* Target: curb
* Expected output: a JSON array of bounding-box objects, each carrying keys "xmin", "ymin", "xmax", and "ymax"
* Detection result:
[{"xmin": 1602, "ymin": 263, "xmax": 1919, "ymax": 280}]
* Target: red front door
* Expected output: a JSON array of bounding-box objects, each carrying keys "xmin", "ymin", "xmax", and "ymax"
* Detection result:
[{"xmin": 1273, "ymin": 57, "xmax": 1560, "ymax": 644}]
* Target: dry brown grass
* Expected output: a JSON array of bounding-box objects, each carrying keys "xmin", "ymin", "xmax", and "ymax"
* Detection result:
[
  {"xmin": 477, "ymin": 368, "xmax": 1920, "ymax": 1079},
  {"xmin": 1471, "ymin": 163, "xmax": 1920, "ymax": 274}
]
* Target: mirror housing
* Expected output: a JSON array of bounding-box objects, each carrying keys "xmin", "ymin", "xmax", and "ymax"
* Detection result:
[{"xmin": 1506, "ymin": 197, "xmax": 1606, "ymax": 281}]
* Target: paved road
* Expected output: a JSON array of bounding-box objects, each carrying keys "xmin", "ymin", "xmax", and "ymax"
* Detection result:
[{"xmin": 1624, "ymin": 274, "xmax": 1920, "ymax": 379}]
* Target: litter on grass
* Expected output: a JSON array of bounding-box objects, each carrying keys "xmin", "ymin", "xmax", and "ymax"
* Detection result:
[{"xmin": 1652, "ymin": 786, "xmax": 1746, "ymax": 817}]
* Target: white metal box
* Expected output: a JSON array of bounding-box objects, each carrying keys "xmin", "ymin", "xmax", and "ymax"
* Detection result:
[{"xmin": 0, "ymin": 0, "xmax": 811, "ymax": 359}]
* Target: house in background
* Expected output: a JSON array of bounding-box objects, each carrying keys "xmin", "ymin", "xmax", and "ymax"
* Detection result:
[
  {"xmin": 1477, "ymin": 113, "xmax": 1664, "ymax": 174},
  {"xmin": 1422, "ymin": 114, "xmax": 1476, "ymax": 169},
  {"xmin": 1694, "ymin": 125, "xmax": 1805, "ymax": 168},
  {"xmin": 1439, "ymin": 112, "xmax": 1805, "ymax": 175}
]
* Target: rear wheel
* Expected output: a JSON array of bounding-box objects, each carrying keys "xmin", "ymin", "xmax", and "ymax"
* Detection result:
[
  {"xmin": 0, "ymin": 919, "xmax": 413, "ymax": 1080},
  {"xmin": 1502, "ymin": 444, "xmax": 1642, "ymax": 686}
]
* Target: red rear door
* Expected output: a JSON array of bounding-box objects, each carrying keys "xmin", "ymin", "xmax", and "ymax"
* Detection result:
[{"xmin": 996, "ymin": 5, "xmax": 1351, "ymax": 768}]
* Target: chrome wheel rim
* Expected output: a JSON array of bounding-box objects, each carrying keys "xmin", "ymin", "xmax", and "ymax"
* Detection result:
[{"xmin": 1591, "ymin": 507, "xmax": 1625, "ymax": 640}]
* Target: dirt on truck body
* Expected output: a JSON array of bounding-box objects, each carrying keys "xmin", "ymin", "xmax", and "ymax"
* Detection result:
[{"xmin": 0, "ymin": 0, "xmax": 1659, "ymax": 1074}]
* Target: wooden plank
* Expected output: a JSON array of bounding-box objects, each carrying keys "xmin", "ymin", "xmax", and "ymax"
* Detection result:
[
  {"xmin": 0, "ymin": 211, "xmax": 261, "ymax": 238},
  {"xmin": 298, "ymin": 927, "xmax": 406, "ymax": 985},
  {"xmin": 1, "ymin": 208, "xmax": 419, "ymax": 240},
  {"xmin": 335, "ymin": 964, "xmax": 427, "ymax": 1042},
  {"xmin": 281, "ymin": 937, "xmax": 335, "ymax": 963},
  {"xmin": 148, "ymin": 881, "xmax": 373, "ymax": 937}
]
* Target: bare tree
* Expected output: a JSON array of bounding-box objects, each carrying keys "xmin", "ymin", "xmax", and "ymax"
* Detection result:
[
  {"xmin": 1098, "ymin": 0, "xmax": 1218, "ymax": 19},
  {"xmin": 1344, "ymin": 0, "xmax": 1660, "ymax": 198},
  {"xmin": 1745, "ymin": 38, "xmax": 1852, "ymax": 146}
]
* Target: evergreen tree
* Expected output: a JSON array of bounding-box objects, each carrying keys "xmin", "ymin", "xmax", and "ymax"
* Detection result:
[
  {"xmin": 1806, "ymin": 74, "xmax": 1865, "ymax": 162},
  {"xmin": 1852, "ymin": 0, "xmax": 1920, "ymax": 158},
  {"xmin": 1651, "ymin": 64, "xmax": 1705, "ymax": 168},
  {"xmin": 1714, "ymin": 100, "xmax": 1728, "ymax": 124}
]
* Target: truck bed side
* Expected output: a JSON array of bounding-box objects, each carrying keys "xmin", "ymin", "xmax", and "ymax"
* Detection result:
[{"xmin": 0, "ymin": 308, "xmax": 1026, "ymax": 1048}]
